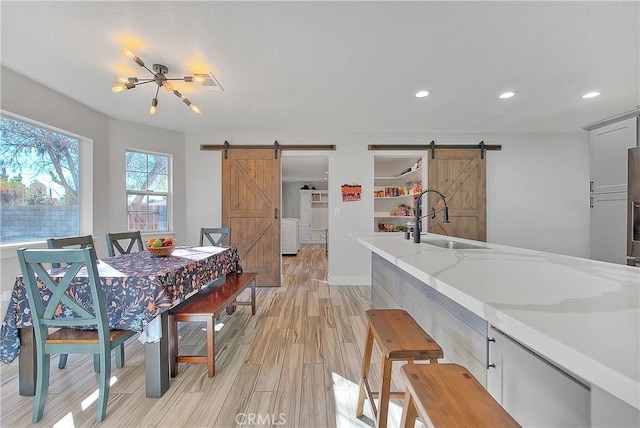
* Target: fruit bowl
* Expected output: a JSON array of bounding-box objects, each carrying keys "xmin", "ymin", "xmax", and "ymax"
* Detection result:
[{"xmin": 147, "ymin": 238, "xmax": 176, "ymax": 257}]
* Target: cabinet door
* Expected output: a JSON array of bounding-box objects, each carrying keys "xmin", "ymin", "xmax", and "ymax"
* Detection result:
[
  {"xmin": 300, "ymin": 191, "xmax": 311, "ymax": 242},
  {"xmin": 590, "ymin": 192, "xmax": 627, "ymax": 264},
  {"xmin": 487, "ymin": 327, "xmax": 590, "ymax": 427},
  {"xmin": 590, "ymin": 117, "xmax": 638, "ymax": 194}
]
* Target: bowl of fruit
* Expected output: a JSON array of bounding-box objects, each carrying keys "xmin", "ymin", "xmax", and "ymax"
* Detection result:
[{"xmin": 147, "ymin": 237, "xmax": 176, "ymax": 257}]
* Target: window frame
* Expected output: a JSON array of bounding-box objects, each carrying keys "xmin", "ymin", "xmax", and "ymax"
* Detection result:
[
  {"xmin": 0, "ymin": 110, "xmax": 93, "ymax": 249},
  {"xmin": 125, "ymin": 148, "xmax": 173, "ymax": 233}
]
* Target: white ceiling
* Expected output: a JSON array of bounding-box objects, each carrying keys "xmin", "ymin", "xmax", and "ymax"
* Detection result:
[{"xmin": 1, "ymin": 1, "xmax": 639, "ymax": 137}]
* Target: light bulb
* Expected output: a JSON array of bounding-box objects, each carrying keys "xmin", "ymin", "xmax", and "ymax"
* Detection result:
[
  {"xmin": 163, "ymin": 81, "xmax": 173, "ymax": 91},
  {"xmin": 190, "ymin": 104, "xmax": 202, "ymax": 115},
  {"xmin": 124, "ymin": 50, "xmax": 144, "ymax": 67},
  {"xmin": 193, "ymin": 74, "xmax": 208, "ymax": 83},
  {"xmin": 111, "ymin": 82, "xmax": 134, "ymax": 93},
  {"xmin": 117, "ymin": 77, "xmax": 128, "ymax": 83},
  {"xmin": 149, "ymin": 98, "xmax": 158, "ymax": 116},
  {"xmin": 111, "ymin": 83, "xmax": 126, "ymax": 93}
]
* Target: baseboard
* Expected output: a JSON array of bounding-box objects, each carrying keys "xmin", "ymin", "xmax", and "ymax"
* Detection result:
[{"xmin": 327, "ymin": 275, "xmax": 371, "ymax": 286}]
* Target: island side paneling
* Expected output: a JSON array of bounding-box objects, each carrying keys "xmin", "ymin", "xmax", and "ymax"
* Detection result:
[{"xmin": 371, "ymin": 253, "xmax": 488, "ymax": 384}]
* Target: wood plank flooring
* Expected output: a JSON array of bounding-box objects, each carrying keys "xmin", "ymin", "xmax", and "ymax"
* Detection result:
[{"xmin": 0, "ymin": 245, "xmax": 413, "ymax": 428}]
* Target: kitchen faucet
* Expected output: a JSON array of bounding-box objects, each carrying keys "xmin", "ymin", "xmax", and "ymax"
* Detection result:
[{"xmin": 413, "ymin": 189, "xmax": 450, "ymax": 243}]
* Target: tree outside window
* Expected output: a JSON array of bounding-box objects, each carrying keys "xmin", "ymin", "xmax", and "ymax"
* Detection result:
[
  {"xmin": 126, "ymin": 150, "xmax": 171, "ymax": 231},
  {"xmin": 0, "ymin": 116, "xmax": 80, "ymax": 244}
]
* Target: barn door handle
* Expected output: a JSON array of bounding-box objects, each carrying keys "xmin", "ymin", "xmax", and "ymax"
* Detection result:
[{"xmin": 275, "ymin": 208, "xmax": 279, "ymax": 219}]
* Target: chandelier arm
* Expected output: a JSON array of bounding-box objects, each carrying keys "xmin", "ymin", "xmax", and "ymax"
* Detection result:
[
  {"xmin": 141, "ymin": 64, "xmax": 156, "ymax": 76},
  {"xmin": 133, "ymin": 80, "xmax": 158, "ymax": 87},
  {"xmin": 164, "ymin": 77, "xmax": 190, "ymax": 81}
]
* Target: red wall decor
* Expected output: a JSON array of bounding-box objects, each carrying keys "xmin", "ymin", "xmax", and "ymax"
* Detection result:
[{"xmin": 341, "ymin": 184, "xmax": 362, "ymax": 202}]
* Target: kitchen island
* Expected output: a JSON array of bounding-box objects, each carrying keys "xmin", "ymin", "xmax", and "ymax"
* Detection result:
[{"xmin": 356, "ymin": 233, "xmax": 639, "ymax": 427}]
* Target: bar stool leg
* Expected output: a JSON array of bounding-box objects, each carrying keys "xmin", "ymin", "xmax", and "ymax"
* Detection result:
[
  {"xmin": 377, "ymin": 358, "xmax": 393, "ymax": 428},
  {"xmin": 356, "ymin": 323, "xmax": 374, "ymax": 418},
  {"xmin": 400, "ymin": 389, "xmax": 418, "ymax": 428}
]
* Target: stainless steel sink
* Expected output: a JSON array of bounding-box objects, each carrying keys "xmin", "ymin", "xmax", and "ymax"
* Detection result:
[{"xmin": 422, "ymin": 239, "xmax": 487, "ymax": 250}]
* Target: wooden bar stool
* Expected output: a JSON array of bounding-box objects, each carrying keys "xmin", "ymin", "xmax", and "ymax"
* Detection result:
[
  {"xmin": 399, "ymin": 363, "xmax": 521, "ymax": 428},
  {"xmin": 356, "ymin": 309, "xmax": 444, "ymax": 428}
]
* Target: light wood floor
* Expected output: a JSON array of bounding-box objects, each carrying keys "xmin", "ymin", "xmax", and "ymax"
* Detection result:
[{"xmin": 0, "ymin": 245, "xmax": 413, "ymax": 428}]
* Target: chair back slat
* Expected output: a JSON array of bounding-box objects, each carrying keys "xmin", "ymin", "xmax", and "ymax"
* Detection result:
[
  {"xmin": 200, "ymin": 227, "xmax": 231, "ymax": 247},
  {"xmin": 29, "ymin": 261, "xmax": 94, "ymax": 321},
  {"xmin": 17, "ymin": 248, "xmax": 109, "ymax": 341},
  {"xmin": 47, "ymin": 235, "xmax": 97, "ymax": 268},
  {"xmin": 106, "ymin": 231, "xmax": 143, "ymax": 257}
]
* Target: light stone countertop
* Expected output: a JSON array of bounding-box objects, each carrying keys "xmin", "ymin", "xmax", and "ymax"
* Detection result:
[{"xmin": 355, "ymin": 232, "xmax": 640, "ymax": 410}]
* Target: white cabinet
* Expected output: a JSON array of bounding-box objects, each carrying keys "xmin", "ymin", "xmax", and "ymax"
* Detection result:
[
  {"xmin": 299, "ymin": 190, "xmax": 327, "ymax": 243},
  {"xmin": 589, "ymin": 116, "xmax": 639, "ymax": 264},
  {"xmin": 590, "ymin": 192, "xmax": 628, "ymax": 264},
  {"xmin": 487, "ymin": 327, "xmax": 590, "ymax": 427},
  {"xmin": 281, "ymin": 218, "xmax": 300, "ymax": 255},
  {"xmin": 374, "ymin": 157, "xmax": 423, "ymax": 232},
  {"xmin": 589, "ymin": 117, "xmax": 637, "ymax": 194}
]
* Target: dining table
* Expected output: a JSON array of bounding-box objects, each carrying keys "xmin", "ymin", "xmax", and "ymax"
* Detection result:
[{"xmin": 0, "ymin": 245, "xmax": 241, "ymax": 398}]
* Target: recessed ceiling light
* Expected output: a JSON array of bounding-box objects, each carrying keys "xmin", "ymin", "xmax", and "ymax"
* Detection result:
[
  {"xmin": 415, "ymin": 90, "xmax": 430, "ymax": 98},
  {"xmin": 499, "ymin": 91, "xmax": 515, "ymax": 99},
  {"xmin": 582, "ymin": 92, "xmax": 600, "ymax": 99}
]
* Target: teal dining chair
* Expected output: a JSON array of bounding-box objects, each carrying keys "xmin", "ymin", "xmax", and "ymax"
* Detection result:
[
  {"xmin": 106, "ymin": 231, "xmax": 144, "ymax": 257},
  {"xmin": 47, "ymin": 235, "xmax": 97, "ymax": 268},
  {"xmin": 46, "ymin": 235, "xmax": 97, "ymax": 369},
  {"xmin": 199, "ymin": 227, "xmax": 232, "ymax": 247},
  {"xmin": 17, "ymin": 247, "xmax": 137, "ymax": 423}
]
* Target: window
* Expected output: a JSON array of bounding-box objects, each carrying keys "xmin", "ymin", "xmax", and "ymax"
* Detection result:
[
  {"xmin": 0, "ymin": 114, "xmax": 84, "ymax": 244},
  {"xmin": 125, "ymin": 150, "xmax": 171, "ymax": 231}
]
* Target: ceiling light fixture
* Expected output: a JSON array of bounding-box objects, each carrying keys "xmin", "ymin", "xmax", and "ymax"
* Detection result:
[
  {"xmin": 499, "ymin": 91, "xmax": 516, "ymax": 99},
  {"xmin": 582, "ymin": 91, "xmax": 601, "ymax": 99},
  {"xmin": 111, "ymin": 50, "xmax": 204, "ymax": 115},
  {"xmin": 415, "ymin": 90, "xmax": 430, "ymax": 98}
]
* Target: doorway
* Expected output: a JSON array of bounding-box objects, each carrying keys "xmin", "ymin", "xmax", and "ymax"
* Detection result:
[{"xmin": 281, "ymin": 154, "xmax": 329, "ymax": 265}]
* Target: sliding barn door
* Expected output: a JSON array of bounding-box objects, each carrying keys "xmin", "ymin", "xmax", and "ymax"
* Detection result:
[
  {"xmin": 222, "ymin": 149, "xmax": 281, "ymax": 286},
  {"xmin": 428, "ymin": 149, "xmax": 486, "ymax": 241}
]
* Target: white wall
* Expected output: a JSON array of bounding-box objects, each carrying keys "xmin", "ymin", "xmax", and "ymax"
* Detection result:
[
  {"xmin": 0, "ymin": 68, "xmax": 187, "ymax": 313},
  {"xmin": 184, "ymin": 130, "xmax": 590, "ymax": 286}
]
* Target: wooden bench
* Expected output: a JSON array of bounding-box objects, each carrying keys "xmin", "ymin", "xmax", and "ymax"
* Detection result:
[
  {"xmin": 356, "ymin": 309, "xmax": 444, "ymax": 428},
  {"xmin": 400, "ymin": 363, "xmax": 521, "ymax": 428},
  {"xmin": 168, "ymin": 272, "xmax": 257, "ymax": 378}
]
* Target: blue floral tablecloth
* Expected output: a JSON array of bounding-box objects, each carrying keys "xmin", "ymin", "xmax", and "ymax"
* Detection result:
[{"xmin": 0, "ymin": 246, "xmax": 240, "ymax": 364}]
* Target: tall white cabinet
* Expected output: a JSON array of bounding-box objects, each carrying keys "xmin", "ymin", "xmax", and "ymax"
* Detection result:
[
  {"xmin": 588, "ymin": 115, "xmax": 639, "ymax": 264},
  {"xmin": 300, "ymin": 190, "xmax": 328, "ymax": 244}
]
